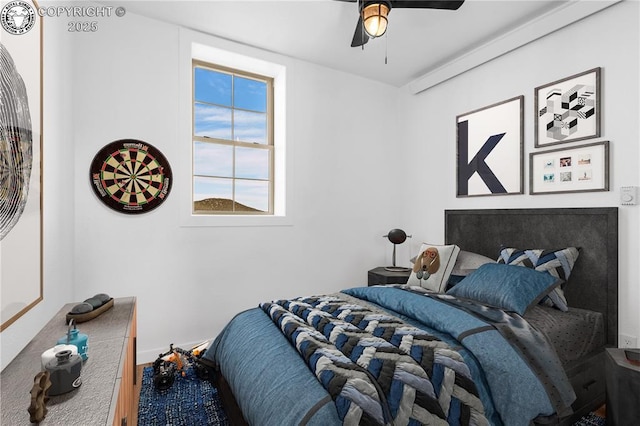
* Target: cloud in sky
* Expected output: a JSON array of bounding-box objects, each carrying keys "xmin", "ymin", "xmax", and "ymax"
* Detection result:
[
  {"xmin": 194, "ymin": 142, "xmax": 269, "ymax": 180},
  {"xmin": 195, "ymin": 103, "xmax": 266, "ymax": 144}
]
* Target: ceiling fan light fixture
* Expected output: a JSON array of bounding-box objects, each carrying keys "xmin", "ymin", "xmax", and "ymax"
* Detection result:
[{"xmin": 362, "ymin": 2, "xmax": 390, "ymax": 38}]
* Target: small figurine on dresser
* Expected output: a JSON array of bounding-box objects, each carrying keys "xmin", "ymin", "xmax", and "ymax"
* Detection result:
[{"xmin": 27, "ymin": 371, "xmax": 51, "ymax": 423}]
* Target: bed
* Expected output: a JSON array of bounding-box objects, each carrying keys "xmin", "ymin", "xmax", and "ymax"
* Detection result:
[{"xmin": 203, "ymin": 207, "xmax": 618, "ymax": 426}]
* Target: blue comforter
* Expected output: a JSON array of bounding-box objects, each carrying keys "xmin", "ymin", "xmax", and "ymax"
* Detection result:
[
  {"xmin": 261, "ymin": 295, "xmax": 487, "ymax": 425},
  {"xmin": 206, "ymin": 285, "xmax": 575, "ymax": 426}
]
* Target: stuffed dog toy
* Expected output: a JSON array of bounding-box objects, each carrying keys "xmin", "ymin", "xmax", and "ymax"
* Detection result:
[{"xmin": 412, "ymin": 247, "xmax": 441, "ymax": 280}]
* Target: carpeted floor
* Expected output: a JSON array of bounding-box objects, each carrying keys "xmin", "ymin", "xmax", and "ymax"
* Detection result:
[
  {"xmin": 137, "ymin": 366, "xmax": 230, "ymax": 426},
  {"xmin": 137, "ymin": 365, "xmax": 605, "ymax": 425},
  {"xmin": 573, "ymin": 412, "xmax": 606, "ymax": 426}
]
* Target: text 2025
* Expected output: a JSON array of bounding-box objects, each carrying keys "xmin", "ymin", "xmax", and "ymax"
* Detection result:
[{"xmin": 68, "ymin": 21, "xmax": 98, "ymax": 32}]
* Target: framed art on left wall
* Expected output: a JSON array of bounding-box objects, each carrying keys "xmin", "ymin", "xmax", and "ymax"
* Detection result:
[
  {"xmin": 456, "ymin": 95, "xmax": 524, "ymax": 197},
  {"xmin": 0, "ymin": 0, "xmax": 43, "ymax": 331}
]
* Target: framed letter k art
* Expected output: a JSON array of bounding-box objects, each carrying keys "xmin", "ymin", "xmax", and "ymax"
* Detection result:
[{"xmin": 456, "ymin": 95, "xmax": 524, "ymax": 197}]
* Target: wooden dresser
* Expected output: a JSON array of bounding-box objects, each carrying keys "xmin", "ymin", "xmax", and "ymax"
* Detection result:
[{"xmin": 0, "ymin": 297, "xmax": 137, "ymax": 425}]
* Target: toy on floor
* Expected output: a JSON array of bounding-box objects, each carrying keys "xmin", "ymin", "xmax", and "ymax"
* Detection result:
[{"xmin": 152, "ymin": 340, "xmax": 212, "ymax": 390}]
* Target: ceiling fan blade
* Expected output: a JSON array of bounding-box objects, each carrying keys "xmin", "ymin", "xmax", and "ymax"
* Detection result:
[
  {"xmin": 351, "ymin": 15, "xmax": 370, "ymax": 47},
  {"xmin": 391, "ymin": 0, "xmax": 464, "ymax": 10}
]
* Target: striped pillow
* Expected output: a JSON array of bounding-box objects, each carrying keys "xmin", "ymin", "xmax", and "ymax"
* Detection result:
[{"xmin": 497, "ymin": 247, "xmax": 580, "ymax": 311}]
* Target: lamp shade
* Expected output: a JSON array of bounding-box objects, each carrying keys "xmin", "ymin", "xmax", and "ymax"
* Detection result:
[
  {"xmin": 387, "ymin": 228, "xmax": 407, "ymax": 245},
  {"xmin": 362, "ymin": 2, "xmax": 390, "ymax": 38}
]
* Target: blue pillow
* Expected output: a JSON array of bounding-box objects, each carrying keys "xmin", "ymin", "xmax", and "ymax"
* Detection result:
[
  {"xmin": 497, "ymin": 247, "xmax": 579, "ymax": 311},
  {"xmin": 446, "ymin": 263, "xmax": 562, "ymax": 315}
]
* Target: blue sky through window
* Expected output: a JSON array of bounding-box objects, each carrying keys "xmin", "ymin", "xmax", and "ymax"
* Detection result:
[
  {"xmin": 234, "ymin": 77, "xmax": 266, "ymax": 112},
  {"xmin": 194, "ymin": 103, "xmax": 232, "ymax": 139},
  {"xmin": 195, "ymin": 68, "xmax": 231, "ymax": 106},
  {"xmin": 194, "ymin": 65, "xmax": 270, "ymax": 212},
  {"xmin": 195, "ymin": 67, "xmax": 267, "ymax": 144}
]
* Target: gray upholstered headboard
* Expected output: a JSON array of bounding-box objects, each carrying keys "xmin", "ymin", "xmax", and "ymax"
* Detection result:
[{"xmin": 445, "ymin": 208, "xmax": 618, "ymax": 347}]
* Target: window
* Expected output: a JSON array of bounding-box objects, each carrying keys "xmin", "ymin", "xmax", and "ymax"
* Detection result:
[
  {"xmin": 192, "ymin": 60, "xmax": 274, "ymax": 214},
  {"xmin": 181, "ymin": 33, "xmax": 290, "ymax": 227}
]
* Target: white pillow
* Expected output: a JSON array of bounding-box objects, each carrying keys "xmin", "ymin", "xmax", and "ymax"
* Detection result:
[
  {"xmin": 451, "ymin": 250, "xmax": 495, "ymax": 276},
  {"xmin": 408, "ymin": 244, "xmax": 460, "ymax": 292}
]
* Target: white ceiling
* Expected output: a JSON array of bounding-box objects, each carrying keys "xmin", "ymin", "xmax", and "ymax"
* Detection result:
[{"xmin": 116, "ymin": 0, "xmax": 617, "ymax": 88}]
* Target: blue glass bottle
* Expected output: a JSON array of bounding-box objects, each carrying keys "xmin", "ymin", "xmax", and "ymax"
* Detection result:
[{"xmin": 57, "ymin": 319, "xmax": 89, "ymax": 361}]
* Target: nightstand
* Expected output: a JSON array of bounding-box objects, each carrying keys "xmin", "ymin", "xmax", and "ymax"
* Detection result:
[
  {"xmin": 605, "ymin": 348, "xmax": 640, "ymax": 425},
  {"xmin": 368, "ymin": 267, "xmax": 411, "ymax": 286}
]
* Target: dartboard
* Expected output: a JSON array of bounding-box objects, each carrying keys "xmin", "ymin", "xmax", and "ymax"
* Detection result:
[{"xmin": 89, "ymin": 139, "xmax": 172, "ymax": 214}]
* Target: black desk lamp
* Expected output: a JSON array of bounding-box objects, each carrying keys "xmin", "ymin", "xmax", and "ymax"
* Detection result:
[{"xmin": 384, "ymin": 229, "xmax": 412, "ymax": 272}]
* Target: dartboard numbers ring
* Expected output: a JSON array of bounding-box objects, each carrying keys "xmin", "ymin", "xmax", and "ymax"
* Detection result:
[{"xmin": 90, "ymin": 139, "xmax": 172, "ymax": 214}]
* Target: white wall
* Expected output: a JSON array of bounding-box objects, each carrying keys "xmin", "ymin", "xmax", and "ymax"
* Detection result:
[
  {"xmin": 0, "ymin": 12, "xmax": 75, "ymax": 370},
  {"xmin": 397, "ymin": 1, "xmax": 640, "ymax": 343},
  {"xmin": 63, "ymin": 12, "xmax": 402, "ymax": 362}
]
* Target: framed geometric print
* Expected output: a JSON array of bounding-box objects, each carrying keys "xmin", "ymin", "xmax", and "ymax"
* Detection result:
[
  {"xmin": 534, "ymin": 67, "xmax": 601, "ymax": 147},
  {"xmin": 457, "ymin": 95, "xmax": 524, "ymax": 197}
]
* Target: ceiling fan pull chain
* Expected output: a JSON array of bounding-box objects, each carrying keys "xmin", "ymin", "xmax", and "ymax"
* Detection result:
[{"xmin": 385, "ymin": 32, "xmax": 388, "ymax": 64}]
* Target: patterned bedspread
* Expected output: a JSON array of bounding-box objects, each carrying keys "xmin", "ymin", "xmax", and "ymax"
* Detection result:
[{"xmin": 260, "ymin": 295, "xmax": 488, "ymax": 426}]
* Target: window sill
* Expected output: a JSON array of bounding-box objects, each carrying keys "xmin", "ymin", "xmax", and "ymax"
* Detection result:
[{"xmin": 179, "ymin": 212, "xmax": 293, "ymax": 228}]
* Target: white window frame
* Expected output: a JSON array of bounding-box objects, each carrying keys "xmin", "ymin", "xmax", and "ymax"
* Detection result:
[
  {"xmin": 179, "ymin": 29, "xmax": 292, "ymax": 227},
  {"xmin": 192, "ymin": 60, "xmax": 274, "ymax": 215}
]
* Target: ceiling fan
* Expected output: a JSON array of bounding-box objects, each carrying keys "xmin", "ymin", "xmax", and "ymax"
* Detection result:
[{"xmin": 337, "ymin": 0, "xmax": 466, "ymax": 47}]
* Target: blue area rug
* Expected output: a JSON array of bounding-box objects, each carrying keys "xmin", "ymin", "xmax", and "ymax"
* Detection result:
[
  {"xmin": 137, "ymin": 366, "xmax": 230, "ymax": 426},
  {"xmin": 137, "ymin": 363, "xmax": 603, "ymax": 426},
  {"xmin": 573, "ymin": 412, "xmax": 606, "ymax": 426}
]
